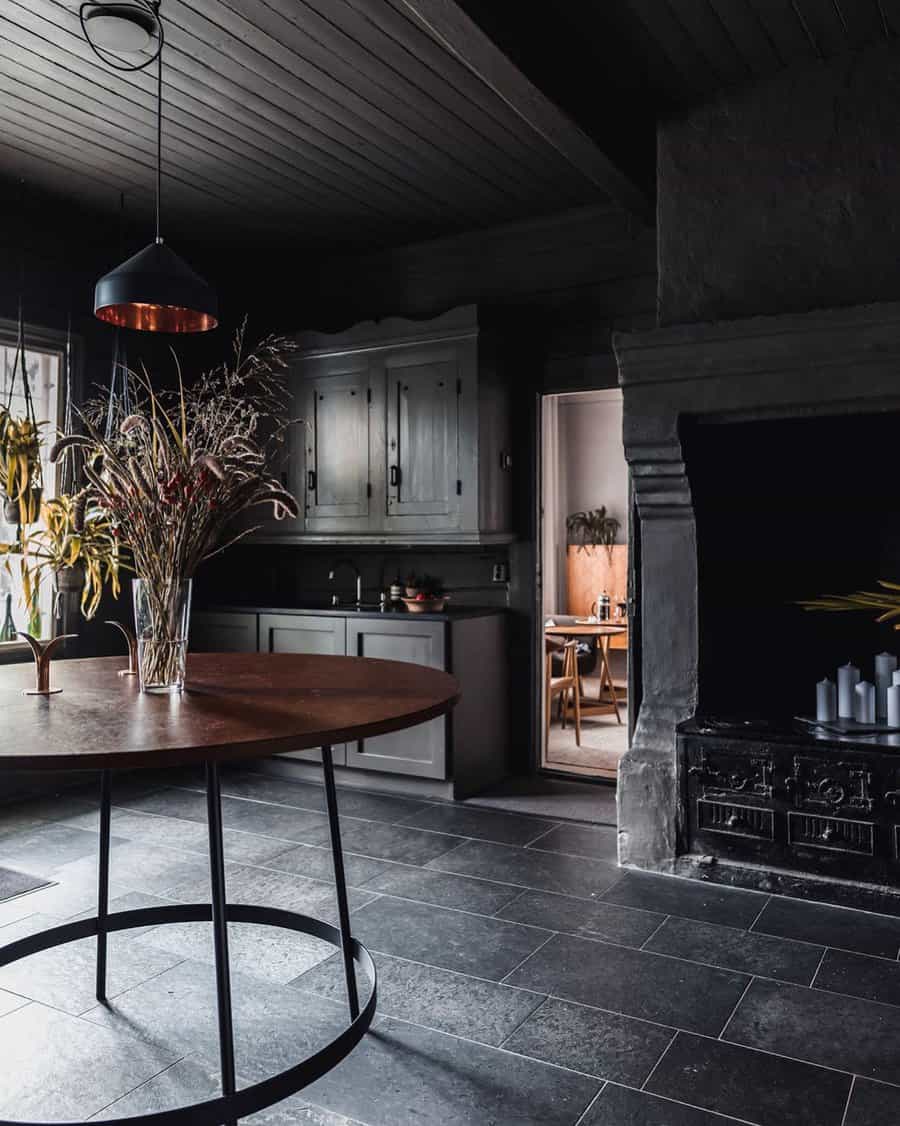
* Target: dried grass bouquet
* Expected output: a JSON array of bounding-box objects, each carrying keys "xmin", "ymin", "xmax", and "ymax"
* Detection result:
[{"xmin": 51, "ymin": 325, "xmax": 299, "ymax": 686}]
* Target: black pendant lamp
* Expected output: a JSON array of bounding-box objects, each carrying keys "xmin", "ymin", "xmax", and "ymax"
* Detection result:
[{"xmin": 82, "ymin": 2, "xmax": 217, "ymax": 332}]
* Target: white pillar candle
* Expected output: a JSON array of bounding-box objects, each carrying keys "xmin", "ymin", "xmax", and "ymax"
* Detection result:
[
  {"xmin": 837, "ymin": 662, "xmax": 860, "ymax": 718},
  {"xmin": 816, "ymin": 678, "xmax": 837, "ymax": 722},
  {"xmin": 888, "ymin": 685, "xmax": 900, "ymax": 728},
  {"xmin": 875, "ymin": 653, "xmax": 897, "ymax": 718},
  {"xmin": 854, "ymin": 680, "xmax": 876, "ymax": 724}
]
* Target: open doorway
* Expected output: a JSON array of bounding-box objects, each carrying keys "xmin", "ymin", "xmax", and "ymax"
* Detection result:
[{"xmin": 539, "ymin": 389, "xmax": 629, "ymax": 781}]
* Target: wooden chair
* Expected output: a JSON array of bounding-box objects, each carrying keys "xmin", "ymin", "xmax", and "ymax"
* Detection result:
[{"xmin": 545, "ymin": 637, "xmax": 581, "ymax": 750}]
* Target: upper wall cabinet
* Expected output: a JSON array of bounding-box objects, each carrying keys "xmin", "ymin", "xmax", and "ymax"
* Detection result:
[
  {"xmin": 257, "ymin": 306, "xmax": 514, "ymax": 545},
  {"xmin": 302, "ymin": 354, "xmax": 374, "ymax": 535}
]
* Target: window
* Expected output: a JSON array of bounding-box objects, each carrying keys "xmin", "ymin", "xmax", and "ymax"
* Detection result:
[{"xmin": 0, "ymin": 339, "xmax": 62, "ymax": 642}]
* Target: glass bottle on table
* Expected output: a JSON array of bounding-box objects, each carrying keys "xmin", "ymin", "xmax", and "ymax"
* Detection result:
[{"xmin": 0, "ymin": 592, "xmax": 16, "ymax": 642}]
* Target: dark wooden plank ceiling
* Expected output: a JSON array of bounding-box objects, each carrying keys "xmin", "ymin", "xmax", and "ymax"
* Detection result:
[
  {"xmin": 457, "ymin": 0, "xmax": 898, "ymax": 190},
  {"xmin": 0, "ymin": 0, "xmax": 649, "ymax": 255}
]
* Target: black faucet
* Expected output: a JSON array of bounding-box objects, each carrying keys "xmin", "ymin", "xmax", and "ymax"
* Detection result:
[{"xmin": 328, "ymin": 558, "xmax": 362, "ymax": 607}]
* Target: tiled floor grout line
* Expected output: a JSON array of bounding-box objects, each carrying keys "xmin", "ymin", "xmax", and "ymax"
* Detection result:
[
  {"xmin": 359, "ymin": 1007, "xmax": 612, "ymax": 1083},
  {"xmin": 717, "ymin": 977, "xmax": 755, "ymax": 1041},
  {"xmin": 809, "ymin": 945, "xmax": 830, "ymax": 989},
  {"xmin": 572, "ymin": 1083, "xmax": 606, "ymax": 1126},
  {"xmin": 746, "ymin": 896, "xmax": 772, "ymax": 931},
  {"xmin": 293, "ymin": 945, "xmax": 550, "ymax": 998},
  {"xmin": 614, "ymin": 1079, "xmax": 762, "ymax": 1126},
  {"xmin": 499, "ymin": 931, "xmax": 558, "ymax": 985},
  {"xmin": 84, "ymin": 1055, "xmax": 191, "ymax": 1121},
  {"xmin": 496, "ymin": 993, "xmax": 550, "ymax": 1050},
  {"xmin": 838, "ymin": 1075, "xmax": 856, "ymax": 1126},
  {"xmin": 520, "ymin": 823, "xmax": 563, "ymax": 848},
  {"xmin": 639, "ymin": 1029, "xmax": 679, "ymax": 1091},
  {"xmin": 638, "ymin": 914, "xmax": 670, "ymax": 950}
]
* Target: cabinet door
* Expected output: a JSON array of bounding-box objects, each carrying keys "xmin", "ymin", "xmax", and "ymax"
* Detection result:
[
  {"xmin": 345, "ymin": 618, "xmax": 447, "ymax": 778},
  {"xmin": 190, "ymin": 612, "xmax": 258, "ymax": 653},
  {"xmin": 259, "ymin": 613, "xmax": 346, "ymax": 764},
  {"xmin": 302, "ymin": 355, "xmax": 374, "ymax": 533},
  {"xmin": 381, "ymin": 345, "xmax": 462, "ymax": 530}
]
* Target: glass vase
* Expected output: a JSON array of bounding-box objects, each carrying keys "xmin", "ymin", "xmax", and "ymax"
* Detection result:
[{"xmin": 132, "ymin": 578, "xmax": 192, "ymax": 693}]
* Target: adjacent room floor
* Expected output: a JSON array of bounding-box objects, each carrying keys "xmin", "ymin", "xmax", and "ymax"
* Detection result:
[{"xmin": 0, "ymin": 770, "xmax": 897, "ymax": 1125}]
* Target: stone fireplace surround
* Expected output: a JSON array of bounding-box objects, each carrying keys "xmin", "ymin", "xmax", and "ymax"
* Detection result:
[{"xmin": 613, "ymin": 299, "xmax": 900, "ymax": 881}]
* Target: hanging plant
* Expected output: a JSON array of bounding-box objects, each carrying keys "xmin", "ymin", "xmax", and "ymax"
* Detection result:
[
  {"xmin": 1, "ymin": 306, "xmax": 45, "ymax": 527},
  {"xmin": 0, "ymin": 410, "xmax": 44, "ymax": 525},
  {"xmin": 566, "ymin": 506, "xmax": 620, "ymax": 563},
  {"xmin": 0, "ymin": 493, "xmax": 124, "ymax": 632}
]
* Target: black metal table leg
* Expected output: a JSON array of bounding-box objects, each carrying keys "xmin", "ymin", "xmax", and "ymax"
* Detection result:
[
  {"xmin": 96, "ymin": 768, "xmax": 111, "ymax": 1004},
  {"xmin": 206, "ymin": 761, "xmax": 237, "ymax": 1126},
  {"xmin": 321, "ymin": 744, "xmax": 360, "ymax": 1020}
]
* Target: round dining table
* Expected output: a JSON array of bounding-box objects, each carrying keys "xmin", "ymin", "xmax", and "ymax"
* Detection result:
[{"xmin": 0, "ymin": 652, "xmax": 460, "ymax": 1126}]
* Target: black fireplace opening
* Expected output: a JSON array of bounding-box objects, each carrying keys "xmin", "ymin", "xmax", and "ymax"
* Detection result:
[{"xmin": 683, "ymin": 408, "xmax": 900, "ymax": 722}]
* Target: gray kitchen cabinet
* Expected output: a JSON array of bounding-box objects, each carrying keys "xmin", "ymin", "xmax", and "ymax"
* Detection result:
[
  {"xmin": 246, "ymin": 306, "xmax": 513, "ymax": 545},
  {"xmin": 301, "ymin": 354, "xmax": 375, "ymax": 535},
  {"xmin": 378, "ymin": 342, "xmax": 470, "ymax": 534},
  {"xmin": 259, "ymin": 612, "xmax": 347, "ymax": 765},
  {"xmin": 344, "ymin": 617, "xmax": 447, "ymax": 779},
  {"xmin": 190, "ymin": 611, "xmax": 258, "ymax": 653}
]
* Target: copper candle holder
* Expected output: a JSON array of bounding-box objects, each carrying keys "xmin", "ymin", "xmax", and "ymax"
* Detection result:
[
  {"xmin": 18, "ymin": 632, "xmax": 77, "ymax": 696},
  {"xmin": 105, "ymin": 619, "xmax": 139, "ymax": 676}
]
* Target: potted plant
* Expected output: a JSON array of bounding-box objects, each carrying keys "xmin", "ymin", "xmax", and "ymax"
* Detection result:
[
  {"xmin": 50, "ymin": 326, "xmax": 298, "ymax": 692},
  {"xmin": 566, "ymin": 507, "xmax": 620, "ymax": 562},
  {"xmin": 0, "ymin": 408, "xmax": 44, "ymax": 526},
  {"xmin": 564, "ymin": 505, "xmax": 627, "ymax": 619}
]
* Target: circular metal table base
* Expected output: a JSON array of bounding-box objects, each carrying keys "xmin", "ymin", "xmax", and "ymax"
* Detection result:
[{"xmin": 0, "ymin": 903, "xmax": 378, "ymax": 1126}]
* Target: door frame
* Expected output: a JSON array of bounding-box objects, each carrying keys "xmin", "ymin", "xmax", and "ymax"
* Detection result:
[{"xmin": 533, "ymin": 389, "xmax": 639, "ymax": 778}]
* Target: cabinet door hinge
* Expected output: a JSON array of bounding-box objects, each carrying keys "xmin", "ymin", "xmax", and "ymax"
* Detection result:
[
  {"xmin": 366, "ymin": 482, "xmax": 372, "ymax": 498},
  {"xmin": 456, "ymin": 479, "xmax": 462, "ymax": 495},
  {"xmin": 367, "ymin": 387, "xmax": 372, "ymax": 404},
  {"xmin": 456, "ymin": 378, "xmax": 462, "ymax": 396}
]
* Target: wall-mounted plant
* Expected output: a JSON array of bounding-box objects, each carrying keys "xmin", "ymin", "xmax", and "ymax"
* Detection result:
[{"xmin": 566, "ymin": 506, "xmax": 620, "ymax": 563}]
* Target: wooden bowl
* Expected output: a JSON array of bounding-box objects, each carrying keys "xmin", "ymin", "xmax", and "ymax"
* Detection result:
[{"xmin": 401, "ymin": 596, "xmax": 448, "ymax": 613}]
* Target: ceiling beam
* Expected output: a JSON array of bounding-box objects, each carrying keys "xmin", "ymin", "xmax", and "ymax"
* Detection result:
[{"xmin": 396, "ymin": 0, "xmax": 654, "ymax": 224}]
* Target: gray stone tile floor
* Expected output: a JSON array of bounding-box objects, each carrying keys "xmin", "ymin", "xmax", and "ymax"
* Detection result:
[{"xmin": 0, "ymin": 768, "xmax": 900, "ymax": 1123}]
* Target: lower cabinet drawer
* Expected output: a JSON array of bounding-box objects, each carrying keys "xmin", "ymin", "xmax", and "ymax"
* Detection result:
[
  {"xmin": 697, "ymin": 800, "xmax": 774, "ymax": 840},
  {"xmin": 788, "ymin": 812, "xmax": 875, "ymax": 856}
]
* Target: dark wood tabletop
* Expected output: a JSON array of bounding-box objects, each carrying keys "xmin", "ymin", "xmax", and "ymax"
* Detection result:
[{"xmin": 0, "ymin": 653, "xmax": 460, "ymax": 771}]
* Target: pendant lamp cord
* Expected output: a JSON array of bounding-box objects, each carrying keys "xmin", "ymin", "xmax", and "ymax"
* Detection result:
[{"xmin": 155, "ymin": 45, "xmax": 162, "ymax": 244}]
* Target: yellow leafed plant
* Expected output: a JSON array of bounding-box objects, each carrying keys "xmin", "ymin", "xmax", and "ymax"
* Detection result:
[
  {"xmin": 0, "ymin": 492, "xmax": 125, "ymax": 632},
  {"xmin": 798, "ymin": 580, "xmax": 900, "ymax": 628}
]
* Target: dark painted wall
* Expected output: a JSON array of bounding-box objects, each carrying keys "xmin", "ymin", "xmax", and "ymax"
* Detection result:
[{"xmin": 658, "ymin": 40, "xmax": 900, "ymax": 326}]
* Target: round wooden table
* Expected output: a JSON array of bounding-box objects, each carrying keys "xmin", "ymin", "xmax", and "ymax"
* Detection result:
[
  {"xmin": 544, "ymin": 622, "xmax": 626, "ymax": 723},
  {"xmin": 0, "ymin": 653, "xmax": 460, "ymax": 1126}
]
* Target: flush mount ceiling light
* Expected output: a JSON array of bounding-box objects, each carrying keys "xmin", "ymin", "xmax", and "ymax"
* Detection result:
[{"xmin": 81, "ymin": 1, "xmax": 218, "ymax": 333}]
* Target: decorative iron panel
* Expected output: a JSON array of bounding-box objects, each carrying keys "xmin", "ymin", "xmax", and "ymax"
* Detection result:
[
  {"xmin": 788, "ymin": 756, "xmax": 875, "ymax": 815},
  {"xmin": 787, "ymin": 812, "xmax": 875, "ymax": 856},
  {"xmin": 697, "ymin": 800, "xmax": 775, "ymax": 840},
  {"xmin": 688, "ymin": 748, "xmax": 774, "ymax": 801}
]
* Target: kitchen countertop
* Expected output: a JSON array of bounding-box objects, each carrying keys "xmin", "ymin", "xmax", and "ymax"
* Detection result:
[{"xmin": 195, "ymin": 603, "xmax": 507, "ymax": 622}]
